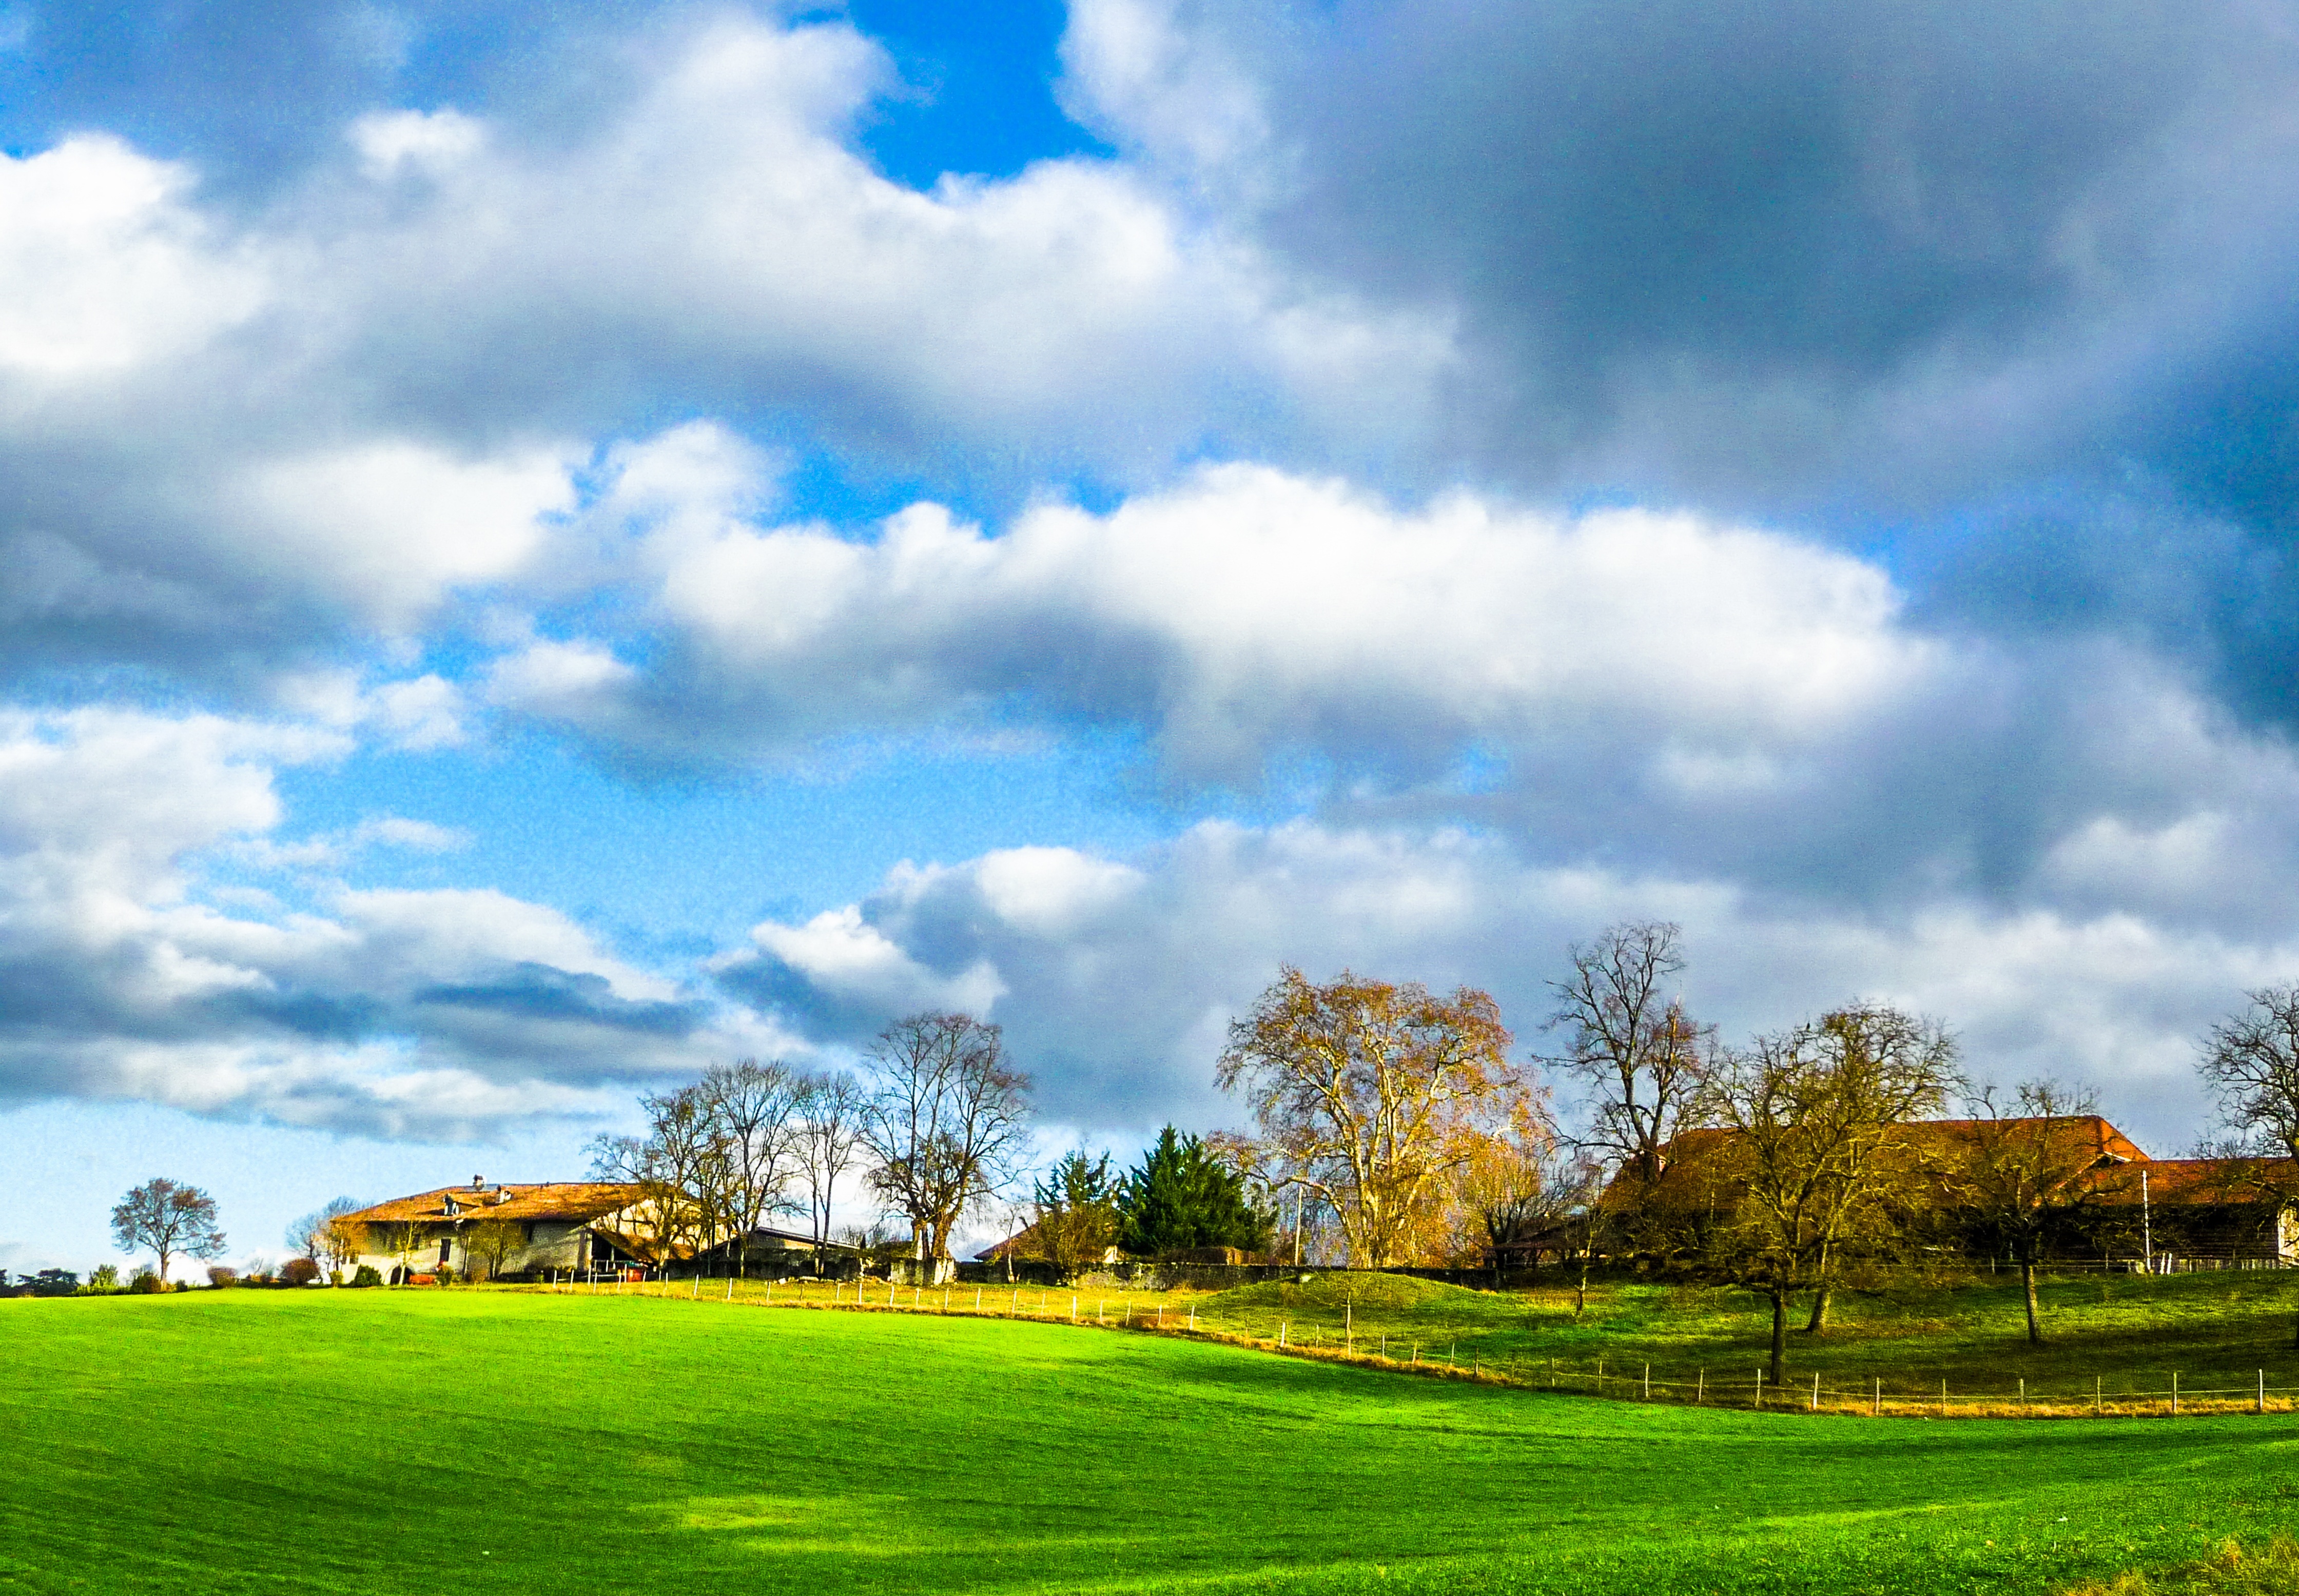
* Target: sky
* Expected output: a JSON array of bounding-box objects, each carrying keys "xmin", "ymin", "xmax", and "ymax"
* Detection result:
[{"xmin": 7, "ymin": 0, "xmax": 2299, "ymax": 1275}]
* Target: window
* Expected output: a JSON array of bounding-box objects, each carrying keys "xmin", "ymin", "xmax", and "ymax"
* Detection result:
[{"xmin": 438, "ymin": 1237, "xmax": 452, "ymax": 1263}]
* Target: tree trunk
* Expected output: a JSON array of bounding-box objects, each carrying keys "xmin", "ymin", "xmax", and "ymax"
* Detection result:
[
  {"xmin": 1575, "ymin": 1256, "xmax": 1589, "ymax": 1315},
  {"xmin": 2022, "ymin": 1259, "xmax": 2043, "ymax": 1345},
  {"xmin": 1768, "ymin": 1290, "xmax": 1788, "ymax": 1387},
  {"xmin": 1804, "ymin": 1285, "xmax": 1832, "ymax": 1335}
]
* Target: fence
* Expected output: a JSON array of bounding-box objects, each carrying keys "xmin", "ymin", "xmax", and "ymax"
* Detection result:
[{"xmin": 536, "ymin": 1272, "xmax": 2298, "ymax": 1421}]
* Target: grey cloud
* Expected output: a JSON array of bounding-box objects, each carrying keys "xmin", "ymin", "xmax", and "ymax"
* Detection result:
[
  {"xmin": 1062, "ymin": 0, "xmax": 2299, "ymax": 722},
  {"xmin": 718, "ymin": 817, "xmax": 2283, "ymax": 1156},
  {"xmin": 1105, "ymin": 0, "xmax": 2297, "ymax": 501},
  {"xmin": 0, "ymin": 707, "xmax": 778, "ymax": 1135}
]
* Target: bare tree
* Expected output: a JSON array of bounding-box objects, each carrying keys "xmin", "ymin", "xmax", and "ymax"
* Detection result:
[
  {"xmin": 859, "ymin": 1013, "xmax": 1035, "ymax": 1280},
  {"xmin": 1946, "ymin": 1080, "xmax": 2123, "ymax": 1345},
  {"xmin": 460, "ymin": 1218, "xmax": 522, "ymax": 1284},
  {"xmin": 796, "ymin": 1070, "xmax": 867, "ymax": 1261},
  {"xmin": 369, "ymin": 1219, "xmax": 422, "ymax": 1282},
  {"xmin": 1449, "ymin": 1118, "xmax": 1582, "ymax": 1287},
  {"xmin": 701, "ymin": 1060, "xmax": 808, "ymax": 1275},
  {"xmin": 110, "ymin": 1179, "xmax": 226, "ymax": 1285},
  {"xmin": 2199, "ymin": 986, "xmax": 2299, "ymax": 1160},
  {"xmin": 1218, "ymin": 966, "xmax": 1523, "ymax": 1268},
  {"xmin": 1548, "ymin": 922, "xmax": 1712, "ymax": 1187},
  {"xmin": 1705, "ymin": 1004, "xmax": 1959, "ymax": 1382},
  {"xmin": 286, "ymin": 1196, "xmax": 366, "ymax": 1273},
  {"xmin": 591, "ymin": 1083, "xmax": 730, "ymax": 1264}
]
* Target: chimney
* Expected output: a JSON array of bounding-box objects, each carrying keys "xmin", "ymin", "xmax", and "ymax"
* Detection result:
[{"xmin": 472, "ymin": 1174, "xmax": 485, "ymax": 1190}]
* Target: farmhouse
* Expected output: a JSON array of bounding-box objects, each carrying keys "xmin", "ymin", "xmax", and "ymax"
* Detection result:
[
  {"xmin": 1561, "ymin": 1115, "xmax": 2298, "ymax": 1272},
  {"xmin": 341, "ymin": 1179, "xmax": 841, "ymax": 1282},
  {"xmin": 342, "ymin": 1179, "xmax": 655, "ymax": 1282}
]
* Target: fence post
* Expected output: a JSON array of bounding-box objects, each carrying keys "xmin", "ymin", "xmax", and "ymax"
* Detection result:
[
  {"xmin": 2019, "ymin": 1376, "xmax": 2025, "ymax": 1412},
  {"xmin": 1810, "ymin": 1372, "xmax": 1818, "ymax": 1412},
  {"xmin": 2261, "ymin": 1369, "xmax": 2267, "ymax": 1414},
  {"xmin": 725, "ymin": 1276, "xmax": 733, "ymax": 1302},
  {"xmin": 2172, "ymin": 1372, "xmax": 2179, "ymax": 1416},
  {"xmin": 1279, "ymin": 1322, "xmax": 1287, "ymax": 1348},
  {"xmin": 1644, "ymin": 1363, "xmax": 1651, "ymax": 1401},
  {"xmin": 1872, "ymin": 1376, "xmax": 1879, "ymax": 1417},
  {"xmin": 1696, "ymin": 1368, "xmax": 1705, "ymax": 1405},
  {"xmin": 1755, "ymin": 1369, "xmax": 1762, "ymax": 1410},
  {"xmin": 2095, "ymin": 1375, "xmax": 2101, "ymax": 1415},
  {"xmin": 1940, "ymin": 1380, "xmax": 1947, "ymax": 1418}
]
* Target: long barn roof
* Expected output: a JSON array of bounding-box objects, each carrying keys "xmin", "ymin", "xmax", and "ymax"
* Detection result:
[{"xmin": 343, "ymin": 1182, "xmax": 644, "ymax": 1226}]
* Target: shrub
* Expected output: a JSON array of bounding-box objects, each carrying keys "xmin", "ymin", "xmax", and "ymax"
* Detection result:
[
  {"xmin": 207, "ymin": 1266, "xmax": 237, "ymax": 1288},
  {"xmin": 127, "ymin": 1272, "xmax": 163, "ymax": 1294},
  {"xmin": 348, "ymin": 1265, "xmax": 383, "ymax": 1288},
  {"xmin": 434, "ymin": 1266, "xmax": 456, "ymax": 1287},
  {"xmin": 280, "ymin": 1257, "xmax": 321, "ymax": 1287}
]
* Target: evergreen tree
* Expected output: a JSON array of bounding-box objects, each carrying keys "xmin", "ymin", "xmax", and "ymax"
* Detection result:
[
  {"xmin": 1119, "ymin": 1128, "xmax": 1273, "ymax": 1256},
  {"xmin": 1031, "ymin": 1150, "xmax": 1123, "ymax": 1279}
]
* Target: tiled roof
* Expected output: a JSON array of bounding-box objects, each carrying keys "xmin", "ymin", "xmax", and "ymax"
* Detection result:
[
  {"xmin": 343, "ymin": 1182, "xmax": 644, "ymax": 1227},
  {"xmin": 1612, "ymin": 1116, "xmax": 2296, "ymax": 1212},
  {"xmin": 2116, "ymin": 1157, "xmax": 2297, "ymax": 1206}
]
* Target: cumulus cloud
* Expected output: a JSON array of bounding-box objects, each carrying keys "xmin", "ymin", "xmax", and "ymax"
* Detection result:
[
  {"xmin": 496, "ymin": 444, "xmax": 1932, "ymax": 776},
  {"xmin": 1067, "ymin": 0, "xmax": 2299, "ymax": 498},
  {"xmin": 723, "ymin": 816, "xmax": 2297, "ymax": 1155},
  {"xmin": 0, "ymin": 707, "xmax": 783, "ymax": 1138},
  {"xmin": 0, "ymin": 8, "xmax": 1451, "ymax": 699}
]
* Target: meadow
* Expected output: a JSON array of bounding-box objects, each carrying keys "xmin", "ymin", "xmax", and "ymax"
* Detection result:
[
  {"xmin": 710, "ymin": 1265, "xmax": 2299, "ymax": 1409},
  {"xmin": 3, "ymin": 1286, "xmax": 2296, "ymax": 1594}
]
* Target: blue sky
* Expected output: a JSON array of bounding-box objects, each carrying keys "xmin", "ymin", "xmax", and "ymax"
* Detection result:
[{"xmin": 5, "ymin": 0, "xmax": 2299, "ymax": 1274}]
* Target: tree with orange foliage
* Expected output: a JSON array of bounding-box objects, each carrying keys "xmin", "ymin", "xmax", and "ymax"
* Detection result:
[{"xmin": 1217, "ymin": 966, "xmax": 1524, "ymax": 1268}]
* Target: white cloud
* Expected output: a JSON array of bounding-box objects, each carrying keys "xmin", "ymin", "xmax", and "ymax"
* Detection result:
[
  {"xmin": 349, "ymin": 109, "xmax": 486, "ymax": 180},
  {"xmin": 745, "ymin": 902, "xmax": 1006, "ymax": 1017},
  {"xmin": 0, "ymin": 707, "xmax": 782, "ymax": 1137},
  {"xmin": 726, "ymin": 817, "xmax": 2294, "ymax": 1154},
  {"xmin": 236, "ymin": 441, "xmax": 577, "ymax": 628},
  {"xmin": 0, "ymin": 136, "xmax": 265, "ymax": 381},
  {"xmin": 508, "ymin": 455, "xmax": 1932, "ymax": 780}
]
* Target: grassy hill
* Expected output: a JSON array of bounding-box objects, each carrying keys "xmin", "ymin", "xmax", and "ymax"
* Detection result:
[
  {"xmin": 3, "ymin": 1288, "xmax": 2296, "ymax": 1594},
  {"xmin": 1167, "ymin": 1269, "xmax": 2299, "ymax": 1407}
]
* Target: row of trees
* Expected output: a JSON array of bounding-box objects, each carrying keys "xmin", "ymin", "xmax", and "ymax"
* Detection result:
[
  {"xmin": 595, "ymin": 1016, "xmax": 1030, "ymax": 1284},
  {"xmin": 522, "ymin": 920, "xmax": 2299, "ymax": 1347},
  {"xmin": 1551, "ymin": 921, "xmax": 2299, "ymax": 1378}
]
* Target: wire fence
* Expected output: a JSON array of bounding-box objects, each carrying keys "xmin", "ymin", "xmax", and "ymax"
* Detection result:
[{"xmin": 533, "ymin": 1273, "xmax": 2296, "ymax": 1419}]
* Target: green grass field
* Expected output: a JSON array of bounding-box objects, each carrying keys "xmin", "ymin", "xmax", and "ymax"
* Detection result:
[
  {"xmin": 1174, "ymin": 1269, "xmax": 2299, "ymax": 1410},
  {"xmin": 4, "ymin": 1289, "xmax": 2296, "ymax": 1594},
  {"xmin": 781, "ymin": 1265, "xmax": 2299, "ymax": 1408}
]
